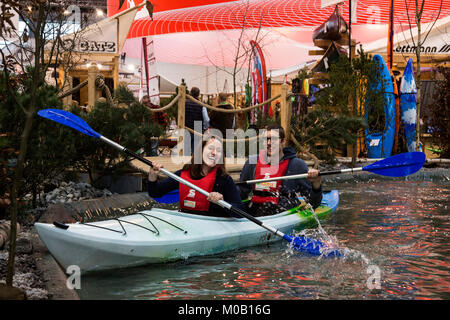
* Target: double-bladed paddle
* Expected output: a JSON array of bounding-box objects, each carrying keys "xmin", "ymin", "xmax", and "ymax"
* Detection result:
[
  {"xmin": 152, "ymin": 152, "xmax": 426, "ymax": 203},
  {"xmin": 236, "ymin": 152, "xmax": 426, "ymax": 186},
  {"xmin": 38, "ymin": 108, "xmax": 337, "ymax": 257}
]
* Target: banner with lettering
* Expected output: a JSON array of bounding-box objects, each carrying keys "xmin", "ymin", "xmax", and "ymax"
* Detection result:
[
  {"xmin": 58, "ymin": 4, "xmax": 143, "ymax": 55},
  {"xmin": 146, "ymin": 37, "xmax": 160, "ymax": 105}
]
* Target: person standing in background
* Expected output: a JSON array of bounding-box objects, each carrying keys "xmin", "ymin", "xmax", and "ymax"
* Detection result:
[
  {"xmin": 184, "ymin": 87, "xmax": 208, "ymax": 155},
  {"xmin": 209, "ymin": 92, "xmax": 235, "ymax": 138}
]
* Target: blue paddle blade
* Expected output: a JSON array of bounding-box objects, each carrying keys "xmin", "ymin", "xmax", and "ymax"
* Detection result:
[
  {"xmin": 38, "ymin": 109, "xmax": 101, "ymax": 139},
  {"xmin": 152, "ymin": 190, "xmax": 179, "ymax": 204},
  {"xmin": 362, "ymin": 152, "xmax": 426, "ymax": 177},
  {"xmin": 283, "ymin": 234, "xmax": 342, "ymax": 257}
]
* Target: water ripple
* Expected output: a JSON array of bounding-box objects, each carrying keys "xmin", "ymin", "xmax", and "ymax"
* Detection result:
[{"xmin": 77, "ymin": 180, "xmax": 450, "ymax": 300}]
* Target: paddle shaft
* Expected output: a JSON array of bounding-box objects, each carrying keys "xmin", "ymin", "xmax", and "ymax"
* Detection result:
[
  {"xmin": 99, "ymin": 136, "xmax": 287, "ymax": 239},
  {"xmin": 238, "ymin": 153, "xmax": 425, "ymax": 185},
  {"xmin": 239, "ymin": 167, "xmax": 364, "ymax": 185}
]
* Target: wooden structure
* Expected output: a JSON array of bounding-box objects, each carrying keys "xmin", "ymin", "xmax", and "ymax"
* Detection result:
[
  {"xmin": 172, "ymin": 83, "xmax": 292, "ymax": 157},
  {"xmin": 62, "ymin": 56, "xmax": 120, "ymax": 108},
  {"xmin": 307, "ymin": 35, "xmax": 360, "ymax": 157},
  {"xmin": 46, "ymin": 3, "xmax": 146, "ymax": 108},
  {"xmin": 308, "ymin": 36, "xmax": 356, "ymax": 86},
  {"xmin": 279, "ymin": 83, "xmax": 291, "ymax": 142}
]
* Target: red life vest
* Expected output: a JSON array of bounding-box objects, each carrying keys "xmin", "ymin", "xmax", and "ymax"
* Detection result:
[
  {"xmin": 252, "ymin": 150, "xmax": 290, "ymax": 205},
  {"xmin": 179, "ymin": 167, "xmax": 218, "ymax": 212}
]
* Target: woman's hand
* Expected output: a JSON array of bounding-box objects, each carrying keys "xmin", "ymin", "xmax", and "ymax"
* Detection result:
[
  {"xmin": 207, "ymin": 192, "xmax": 223, "ymax": 204},
  {"xmin": 148, "ymin": 162, "xmax": 163, "ymax": 182},
  {"xmin": 307, "ymin": 168, "xmax": 322, "ymax": 191}
]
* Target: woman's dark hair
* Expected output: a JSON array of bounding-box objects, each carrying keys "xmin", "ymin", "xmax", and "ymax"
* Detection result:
[{"xmin": 182, "ymin": 134, "xmax": 228, "ymax": 179}]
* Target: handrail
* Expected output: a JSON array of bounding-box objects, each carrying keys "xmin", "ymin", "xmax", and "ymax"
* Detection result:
[
  {"xmin": 58, "ymin": 79, "xmax": 88, "ymax": 99},
  {"xmin": 58, "ymin": 80, "xmax": 288, "ymax": 115},
  {"xmin": 185, "ymin": 94, "xmax": 282, "ymax": 113},
  {"xmin": 147, "ymin": 94, "xmax": 180, "ymax": 112}
]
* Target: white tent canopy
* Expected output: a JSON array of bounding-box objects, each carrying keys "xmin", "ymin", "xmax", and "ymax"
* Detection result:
[
  {"xmin": 363, "ymin": 15, "xmax": 450, "ymax": 55},
  {"xmin": 120, "ymin": 57, "xmax": 249, "ymax": 96},
  {"xmin": 120, "ymin": 27, "xmax": 319, "ymax": 94}
]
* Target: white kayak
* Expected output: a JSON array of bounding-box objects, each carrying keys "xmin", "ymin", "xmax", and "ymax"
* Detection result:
[{"xmin": 35, "ymin": 190, "xmax": 339, "ymax": 274}]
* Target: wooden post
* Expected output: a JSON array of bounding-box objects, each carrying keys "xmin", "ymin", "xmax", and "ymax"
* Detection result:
[
  {"xmin": 58, "ymin": 65, "xmax": 72, "ymax": 108},
  {"xmin": 58, "ymin": 64, "xmax": 65, "ymax": 91},
  {"xmin": 113, "ymin": 56, "xmax": 119, "ymax": 90},
  {"xmin": 280, "ymin": 83, "xmax": 291, "ymax": 143},
  {"xmin": 87, "ymin": 63, "xmax": 99, "ymax": 111},
  {"xmin": 177, "ymin": 84, "xmax": 186, "ymax": 156},
  {"xmin": 62, "ymin": 75, "xmax": 73, "ymax": 108}
]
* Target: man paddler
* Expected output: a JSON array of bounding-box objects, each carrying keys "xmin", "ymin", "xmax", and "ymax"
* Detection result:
[{"xmin": 238, "ymin": 124, "xmax": 322, "ymax": 217}]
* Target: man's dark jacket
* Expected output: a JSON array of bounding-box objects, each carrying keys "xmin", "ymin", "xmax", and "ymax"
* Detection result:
[
  {"xmin": 239, "ymin": 147, "xmax": 322, "ymax": 209},
  {"xmin": 185, "ymin": 99, "xmax": 204, "ymax": 130}
]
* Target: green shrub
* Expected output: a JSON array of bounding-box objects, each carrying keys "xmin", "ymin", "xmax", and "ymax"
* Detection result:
[
  {"xmin": 67, "ymin": 85, "xmax": 164, "ymax": 187},
  {"xmin": 0, "ymin": 73, "xmax": 77, "ymax": 207},
  {"xmin": 289, "ymin": 46, "xmax": 384, "ymax": 161},
  {"xmin": 291, "ymin": 109, "xmax": 365, "ymax": 162}
]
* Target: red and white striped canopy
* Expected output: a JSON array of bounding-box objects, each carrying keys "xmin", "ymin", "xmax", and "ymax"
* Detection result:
[
  {"xmin": 110, "ymin": 0, "xmax": 448, "ymax": 72},
  {"xmin": 110, "ymin": 0, "xmax": 448, "ymax": 38}
]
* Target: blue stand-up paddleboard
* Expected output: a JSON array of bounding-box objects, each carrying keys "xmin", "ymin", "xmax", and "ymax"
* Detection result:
[
  {"xmin": 400, "ymin": 58, "xmax": 417, "ymax": 152},
  {"xmin": 365, "ymin": 54, "xmax": 396, "ymax": 158}
]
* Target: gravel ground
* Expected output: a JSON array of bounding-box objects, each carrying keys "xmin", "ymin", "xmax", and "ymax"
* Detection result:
[
  {"xmin": 0, "ymin": 181, "xmax": 114, "ymax": 300},
  {"xmin": 0, "ymin": 227, "xmax": 49, "ymax": 300}
]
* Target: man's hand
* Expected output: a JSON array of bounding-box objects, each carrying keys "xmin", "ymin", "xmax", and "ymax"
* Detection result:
[{"xmin": 307, "ymin": 168, "xmax": 321, "ymax": 191}]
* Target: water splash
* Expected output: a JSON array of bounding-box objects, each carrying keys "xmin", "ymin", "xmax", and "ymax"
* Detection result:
[{"xmin": 288, "ymin": 201, "xmax": 371, "ymax": 265}]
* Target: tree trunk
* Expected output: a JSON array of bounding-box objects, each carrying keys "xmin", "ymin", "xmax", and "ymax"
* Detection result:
[
  {"xmin": 32, "ymin": 183, "xmax": 38, "ymax": 208},
  {"xmin": 6, "ymin": 110, "xmax": 35, "ymax": 286},
  {"xmin": 416, "ymin": 34, "xmax": 421, "ymax": 151},
  {"xmin": 415, "ymin": 1, "xmax": 422, "ymax": 151},
  {"xmin": 351, "ymin": 81, "xmax": 358, "ymax": 166},
  {"xmin": 6, "ymin": 4, "xmax": 44, "ymax": 286}
]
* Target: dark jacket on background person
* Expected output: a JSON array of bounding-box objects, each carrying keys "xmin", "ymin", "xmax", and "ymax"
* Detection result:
[
  {"xmin": 239, "ymin": 146, "xmax": 322, "ymax": 215},
  {"xmin": 147, "ymin": 170, "xmax": 244, "ymax": 218},
  {"xmin": 185, "ymin": 99, "xmax": 204, "ymax": 131},
  {"xmin": 209, "ymin": 103, "xmax": 234, "ymax": 137}
]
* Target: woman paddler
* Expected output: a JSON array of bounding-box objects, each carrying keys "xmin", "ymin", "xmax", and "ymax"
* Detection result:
[{"xmin": 147, "ymin": 134, "xmax": 244, "ymax": 217}]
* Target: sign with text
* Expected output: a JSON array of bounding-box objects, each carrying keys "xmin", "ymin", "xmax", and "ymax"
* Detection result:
[
  {"xmin": 57, "ymin": 3, "xmax": 140, "ymax": 55},
  {"xmin": 75, "ymin": 19, "xmax": 118, "ymax": 53},
  {"xmin": 393, "ymin": 29, "xmax": 450, "ymax": 54}
]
